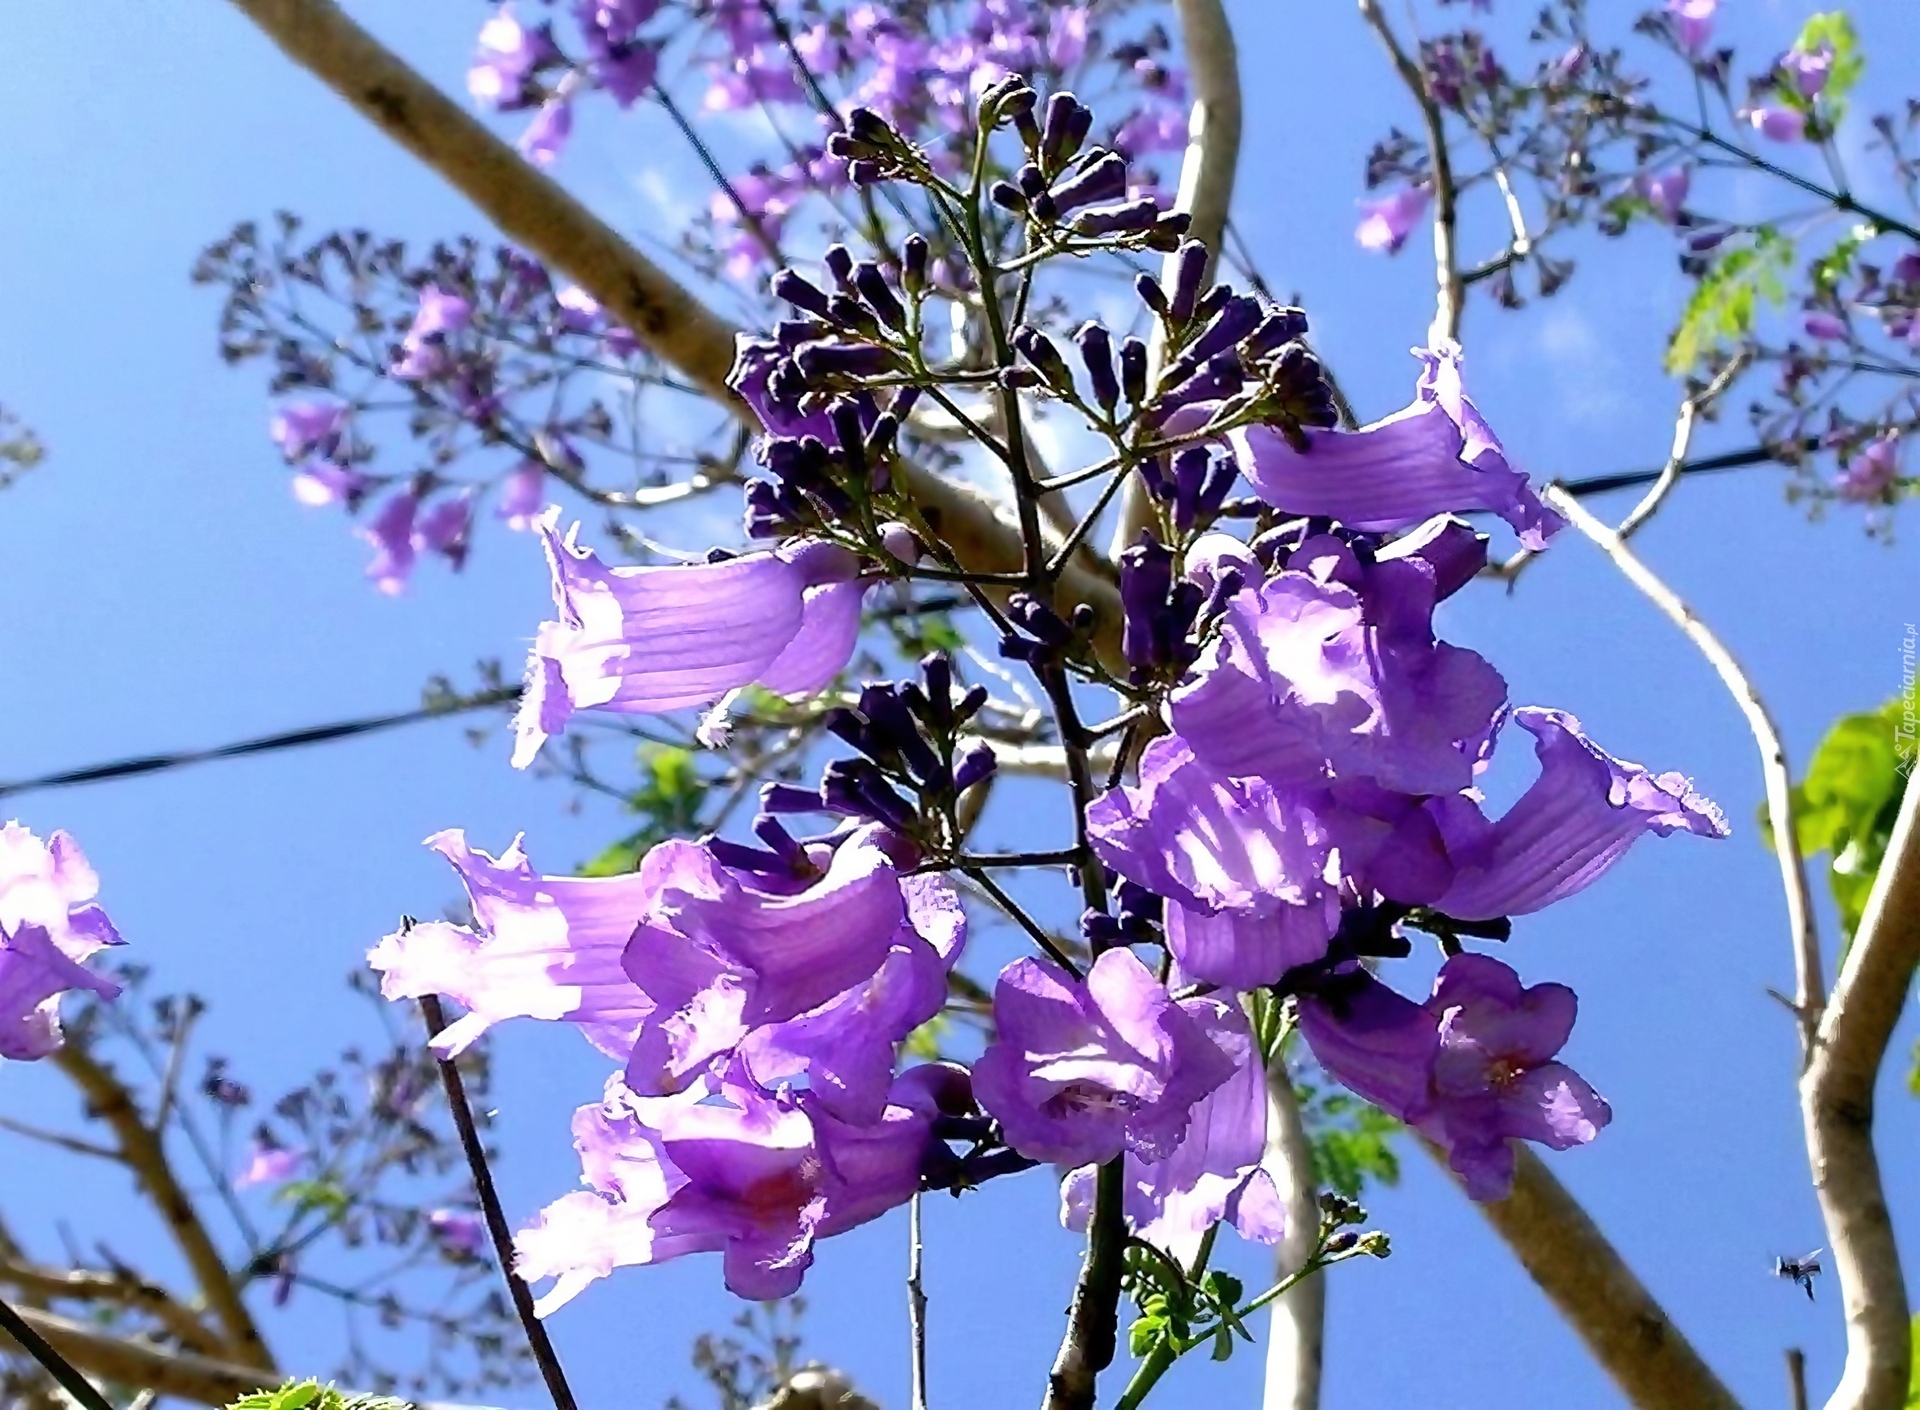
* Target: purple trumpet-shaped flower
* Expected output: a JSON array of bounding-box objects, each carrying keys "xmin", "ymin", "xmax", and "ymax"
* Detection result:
[
  {"xmin": 1427, "ymin": 708, "xmax": 1729, "ymax": 921},
  {"xmin": 1782, "ymin": 45, "xmax": 1833, "ymax": 100},
  {"xmin": 1834, "ymin": 434, "xmax": 1901, "ymax": 503},
  {"xmin": 1231, "ymin": 345, "xmax": 1563, "ymax": 549},
  {"xmin": 0, "ymin": 824, "xmax": 124, "ymax": 1061},
  {"xmin": 1060, "ymin": 998, "xmax": 1283, "ymax": 1263},
  {"xmin": 1087, "ymin": 738, "xmax": 1339, "ymax": 987},
  {"xmin": 236, "ymin": 1141, "xmax": 306, "ymax": 1189},
  {"xmin": 1805, "ymin": 311, "xmax": 1850, "ymax": 341},
  {"xmin": 740, "ymin": 874, "xmax": 966, "ymax": 1124},
  {"xmin": 1355, "ymin": 186, "xmax": 1429, "ymax": 254},
  {"xmin": 1635, "ymin": 167, "xmax": 1690, "ymax": 225},
  {"xmin": 270, "ymin": 399, "xmax": 348, "ymax": 461},
  {"xmin": 1747, "ymin": 105, "xmax": 1806, "ymax": 143},
  {"xmin": 360, "ymin": 493, "xmax": 418, "ymax": 595},
  {"xmin": 519, "ymin": 97, "xmax": 573, "ymax": 167},
  {"xmin": 392, "ymin": 286, "xmax": 473, "ymax": 380},
  {"xmin": 1298, "ymin": 955, "xmax": 1611, "ymax": 1200},
  {"xmin": 516, "ymin": 1060, "xmax": 949, "ymax": 1309},
  {"xmin": 368, "ymin": 830, "xmax": 655, "ymax": 1059},
  {"xmin": 1169, "ymin": 522, "xmax": 1508, "ymax": 796},
  {"xmin": 1667, "ymin": 0, "xmax": 1715, "ymax": 55},
  {"xmin": 428, "ymin": 1208, "xmax": 489, "ymax": 1258},
  {"xmin": 469, "ymin": 5, "xmax": 556, "ymax": 108},
  {"xmin": 512, "ymin": 514, "xmax": 865, "ymax": 767},
  {"xmin": 973, "ymin": 948, "xmax": 1239, "ymax": 1167},
  {"xmin": 496, "ymin": 461, "xmax": 547, "ymax": 529},
  {"xmin": 620, "ymin": 827, "xmax": 914, "ymax": 1098}
]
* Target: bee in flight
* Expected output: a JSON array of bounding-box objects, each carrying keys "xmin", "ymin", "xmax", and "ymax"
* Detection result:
[{"xmin": 1775, "ymin": 1249, "xmax": 1824, "ymax": 1301}]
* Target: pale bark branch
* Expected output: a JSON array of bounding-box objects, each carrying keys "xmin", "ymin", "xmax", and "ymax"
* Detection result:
[
  {"xmin": 1107, "ymin": 0, "xmax": 1242, "ymax": 559},
  {"xmin": 221, "ymin": 0, "xmax": 1124, "ymax": 667},
  {"xmin": 1259, "ymin": 1069, "xmax": 1324, "ymax": 1410},
  {"xmin": 1799, "ymin": 775, "xmax": 1920, "ymax": 1410},
  {"xmin": 1356, "ymin": 0, "xmax": 1461, "ymax": 346},
  {"xmin": 1429, "ymin": 1141, "xmax": 1741, "ymax": 1409},
  {"xmin": 52, "ymin": 1046, "xmax": 275, "ymax": 1373},
  {"xmin": 1544, "ymin": 485, "xmax": 1824, "ymax": 1049},
  {"xmin": 0, "ymin": 1260, "xmax": 225, "ymax": 1360}
]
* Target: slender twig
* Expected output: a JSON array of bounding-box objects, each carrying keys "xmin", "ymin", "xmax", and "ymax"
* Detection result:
[
  {"xmin": 417, "ymin": 995, "xmax": 579, "ymax": 1410},
  {"xmin": 908, "ymin": 1193, "xmax": 929, "ymax": 1410},
  {"xmin": 0, "ymin": 1115, "xmax": 123, "ymax": 1162},
  {"xmin": 1544, "ymin": 485, "xmax": 1824, "ymax": 1052},
  {"xmin": 1798, "ymin": 778, "xmax": 1920, "ymax": 1409},
  {"xmin": 958, "ymin": 868, "xmax": 1081, "ymax": 978},
  {"xmin": 654, "ymin": 87, "xmax": 784, "ymax": 266},
  {"xmin": 1615, "ymin": 354, "xmax": 1750, "ymax": 542},
  {"xmin": 1358, "ymin": 0, "xmax": 1462, "ymax": 345}
]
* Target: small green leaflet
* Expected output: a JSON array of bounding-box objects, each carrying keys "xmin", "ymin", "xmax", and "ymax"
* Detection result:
[
  {"xmin": 1666, "ymin": 227, "xmax": 1794, "ymax": 375},
  {"xmin": 226, "ymin": 1381, "xmax": 410, "ymax": 1410}
]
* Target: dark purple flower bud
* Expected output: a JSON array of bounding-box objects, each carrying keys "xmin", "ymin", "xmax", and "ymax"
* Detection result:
[
  {"xmin": 771, "ymin": 269, "xmax": 835, "ymax": 319},
  {"xmin": 956, "ymin": 684, "xmax": 989, "ymax": 724},
  {"xmin": 1687, "ymin": 227, "xmax": 1730, "ymax": 253},
  {"xmin": 920, "ymin": 654, "xmax": 954, "ymax": 732},
  {"xmin": 853, "ymin": 262, "xmax": 906, "ymax": 330},
  {"xmin": 847, "ymin": 106, "xmax": 893, "ymax": 145},
  {"xmin": 1070, "ymin": 199, "xmax": 1162, "ymax": 237},
  {"xmin": 830, "ymin": 399, "xmax": 868, "ymax": 476},
  {"xmin": 1000, "ymin": 365, "xmax": 1046, "ymax": 391},
  {"xmin": 1192, "ymin": 283, "xmax": 1233, "ymax": 326},
  {"xmin": 1008, "ymin": 592, "xmax": 1074, "ymax": 646},
  {"xmin": 1168, "ymin": 241, "xmax": 1210, "ymax": 323},
  {"xmin": 1144, "ymin": 214, "xmax": 1192, "ymax": 252},
  {"xmin": 1245, "ymin": 307, "xmax": 1310, "ymax": 358},
  {"xmin": 820, "ymin": 759, "xmax": 918, "ymax": 832},
  {"xmin": 953, "ymin": 741, "xmax": 997, "ymax": 794},
  {"xmin": 1013, "ymin": 325, "xmax": 1073, "ymax": 391},
  {"xmin": 990, "ymin": 181, "xmax": 1029, "ymax": 213},
  {"xmin": 1063, "ymin": 104, "xmax": 1094, "ymax": 164},
  {"xmin": 1120, "ymin": 535, "xmax": 1176, "ymax": 668},
  {"xmin": 1016, "ymin": 163, "xmax": 1048, "ymax": 200},
  {"xmin": 796, "ymin": 340, "xmax": 896, "ymax": 380},
  {"xmin": 859, "ymin": 684, "xmax": 944, "ymax": 786},
  {"xmin": 1134, "ymin": 272, "xmax": 1169, "ymax": 316},
  {"xmin": 827, "ymin": 294, "xmax": 884, "ymax": 339},
  {"xmin": 1040, "ymin": 92, "xmax": 1079, "ymax": 166},
  {"xmin": 1184, "ymin": 295, "xmax": 1264, "ymax": 367},
  {"xmin": 1137, "ymin": 454, "xmax": 1173, "ymax": 502},
  {"xmin": 999, "ymin": 84, "xmax": 1038, "ymax": 121},
  {"xmin": 823, "ymin": 244, "xmax": 855, "ymax": 289},
  {"xmin": 865, "ymin": 411, "xmax": 900, "ymax": 460},
  {"xmin": 1120, "ymin": 337, "xmax": 1149, "ymax": 405},
  {"xmin": 762, "ymin": 781, "xmax": 834, "ymax": 815},
  {"xmin": 1160, "ymin": 351, "xmax": 1243, "ymax": 414},
  {"xmin": 848, "ymin": 160, "xmax": 882, "ymax": 185},
  {"xmin": 774, "ymin": 317, "xmax": 832, "ymax": 348},
  {"xmin": 1029, "ymin": 192, "xmax": 1059, "ymax": 224},
  {"xmin": 1050, "ymin": 153, "xmax": 1129, "ymax": 213},
  {"xmin": 708, "ymin": 835, "xmax": 797, "ymax": 877},
  {"xmin": 1074, "ymin": 323, "xmax": 1120, "ymax": 410},
  {"xmin": 902, "ymin": 234, "xmax": 929, "ymax": 294}
]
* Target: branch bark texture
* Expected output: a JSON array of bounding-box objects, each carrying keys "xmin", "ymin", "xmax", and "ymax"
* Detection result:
[
  {"xmin": 1800, "ymin": 775, "xmax": 1920, "ymax": 1410},
  {"xmin": 1260, "ymin": 1069, "xmax": 1324, "ymax": 1410}
]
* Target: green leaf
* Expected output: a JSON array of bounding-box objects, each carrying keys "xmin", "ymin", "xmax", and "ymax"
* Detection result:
[
  {"xmin": 1666, "ymin": 227, "xmax": 1793, "ymax": 375},
  {"xmin": 578, "ymin": 743, "xmax": 710, "ymax": 876},
  {"xmin": 274, "ymin": 1179, "xmax": 350, "ymax": 1220},
  {"xmin": 1301, "ymin": 1083, "xmax": 1403, "ymax": 1198},
  {"xmin": 1773, "ymin": 699, "xmax": 1912, "ymax": 942},
  {"xmin": 1793, "ymin": 12, "xmax": 1865, "ymax": 115},
  {"xmin": 1810, "ymin": 225, "xmax": 1875, "ymax": 295},
  {"xmin": 1907, "ymin": 1311, "xmax": 1920, "ymax": 1406},
  {"xmin": 227, "ymin": 1382, "xmax": 409, "ymax": 1410}
]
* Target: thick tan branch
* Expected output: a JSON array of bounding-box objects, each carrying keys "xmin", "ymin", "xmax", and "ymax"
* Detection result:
[
  {"xmin": 1800, "ymin": 776, "xmax": 1920, "ymax": 1410},
  {"xmin": 1356, "ymin": 0, "xmax": 1461, "ymax": 346},
  {"xmin": 1107, "ymin": 0, "xmax": 1243, "ymax": 558},
  {"xmin": 52, "ymin": 1047, "xmax": 274, "ymax": 1372},
  {"xmin": 1432, "ymin": 1142, "xmax": 1741, "ymax": 1409},
  {"xmin": 1260, "ymin": 1069, "xmax": 1324, "ymax": 1410},
  {"xmin": 0, "ymin": 1260, "xmax": 224, "ymax": 1359}
]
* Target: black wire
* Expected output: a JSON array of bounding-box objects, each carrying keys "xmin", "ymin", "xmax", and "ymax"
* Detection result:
[{"xmin": 0, "ymin": 688, "xmax": 521, "ymax": 800}]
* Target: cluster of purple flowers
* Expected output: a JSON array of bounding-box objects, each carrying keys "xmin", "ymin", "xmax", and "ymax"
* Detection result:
[
  {"xmin": 0, "ymin": 823, "xmax": 124, "ymax": 1061},
  {"xmin": 358, "ymin": 71, "xmax": 1734, "ymax": 1323}
]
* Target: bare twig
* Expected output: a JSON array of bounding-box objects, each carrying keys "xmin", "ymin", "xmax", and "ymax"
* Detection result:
[
  {"xmin": 1798, "ymin": 777, "xmax": 1920, "ymax": 1410},
  {"xmin": 1544, "ymin": 485, "xmax": 1823, "ymax": 1052},
  {"xmin": 1259, "ymin": 1068, "xmax": 1324, "ymax": 1410},
  {"xmin": 1431, "ymin": 1142, "xmax": 1741, "ymax": 1409},
  {"xmin": 0, "ymin": 1260, "xmax": 224, "ymax": 1359},
  {"xmin": 908, "ymin": 1193, "xmax": 929, "ymax": 1410},
  {"xmin": 417, "ymin": 995, "xmax": 579, "ymax": 1410},
  {"xmin": 1107, "ymin": 0, "xmax": 1242, "ymax": 558},
  {"xmin": 51, "ymin": 1046, "xmax": 274, "ymax": 1372},
  {"xmin": 1614, "ymin": 354, "xmax": 1750, "ymax": 542},
  {"xmin": 1357, "ymin": 0, "xmax": 1462, "ymax": 345}
]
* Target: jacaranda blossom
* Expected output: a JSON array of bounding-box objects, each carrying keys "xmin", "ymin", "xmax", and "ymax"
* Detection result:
[
  {"xmin": 368, "ymin": 829, "xmax": 657, "ymax": 1059},
  {"xmin": 1835, "ymin": 434, "xmax": 1901, "ymax": 503},
  {"xmin": 1667, "ymin": 0, "xmax": 1716, "ymax": 54},
  {"xmin": 1298, "ymin": 953, "xmax": 1610, "ymax": 1199},
  {"xmin": 974, "ymin": 948, "xmax": 1239, "ymax": 1167},
  {"xmin": 269, "ymin": 399, "xmax": 347, "ymax": 462},
  {"xmin": 0, "ymin": 823, "xmax": 123, "ymax": 1061},
  {"xmin": 235, "ymin": 1141, "xmax": 306, "ymax": 1189},
  {"xmin": 1355, "ymin": 186, "xmax": 1429, "ymax": 254},
  {"xmin": 1230, "ymin": 345, "xmax": 1563, "ymax": 550},
  {"xmin": 517, "ymin": 1059, "xmax": 956, "ymax": 1309},
  {"xmin": 1060, "ymin": 997, "xmax": 1283, "ymax": 1263},
  {"xmin": 512, "ymin": 512, "xmax": 867, "ymax": 767},
  {"xmin": 392, "ymin": 286, "xmax": 473, "ymax": 380}
]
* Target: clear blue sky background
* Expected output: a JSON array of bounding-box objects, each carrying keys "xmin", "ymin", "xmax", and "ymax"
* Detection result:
[{"xmin": 3, "ymin": 2, "xmax": 1919, "ymax": 1407}]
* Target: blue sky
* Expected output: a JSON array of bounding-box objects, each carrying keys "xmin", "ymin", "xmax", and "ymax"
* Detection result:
[{"xmin": 3, "ymin": 1, "xmax": 1919, "ymax": 1407}]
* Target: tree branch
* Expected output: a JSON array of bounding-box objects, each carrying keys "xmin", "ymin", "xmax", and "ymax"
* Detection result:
[
  {"xmin": 1106, "ymin": 0, "xmax": 1242, "ymax": 559},
  {"xmin": 1356, "ymin": 0, "xmax": 1461, "ymax": 346},
  {"xmin": 51, "ymin": 1046, "xmax": 274, "ymax": 1372},
  {"xmin": 1430, "ymin": 1142, "xmax": 1741, "ymax": 1409},
  {"xmin": 0, "ymin": 1260, "xmax": 225, "ymax": 1360},
  {"xmin": 221, "ymin": 0, "xmax": 1125, "ymax": 667},
  {"xmin": 1799, "ymin": 775, "xmax": 1920, "ymax": 1410},
  {"xmin": 1259, "ymin": 1069, "xmax": 1324, "ymax": 1410},
  {"xmin": 1544, "ymin": 485, "xmax": 1824, "ymax": 1052}
]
